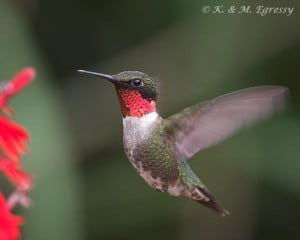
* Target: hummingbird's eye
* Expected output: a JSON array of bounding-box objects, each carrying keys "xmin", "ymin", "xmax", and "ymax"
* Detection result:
[{"xmin": 131, "ymin": 79, "xmax": 143, "ymax": 87}]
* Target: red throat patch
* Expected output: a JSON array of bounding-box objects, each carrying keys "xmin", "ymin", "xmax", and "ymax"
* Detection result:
[{"xmin": 116, "ymin": 88, "xmax": 156, "ymax": 117}]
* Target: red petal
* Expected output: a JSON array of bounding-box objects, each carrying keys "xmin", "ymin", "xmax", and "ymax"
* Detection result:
[
  {"xmin": 0, "ymin": 67, "xmax": 35, "ymax": 109},
  {"xmin": 0, "ymin": 158, "xmax": 32, "ymax": 191},
  {"xmin": 0, "ymin": 192, "xmax": 23, "ymax": 240},
  {"xmin": 0, "ymin": 117, "xmax": 29, "ymax": 161},
  {"xmin": 4, "ymin": 67, "xmax": 35, "ymax": 97}
]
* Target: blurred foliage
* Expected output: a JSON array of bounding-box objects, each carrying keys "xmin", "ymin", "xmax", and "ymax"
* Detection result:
[{"xmin": 1, "ymin": 0, "xmax": 300, "ymax": 239}]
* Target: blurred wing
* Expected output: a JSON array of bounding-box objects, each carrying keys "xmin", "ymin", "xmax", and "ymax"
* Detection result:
[{"xmin": 165, "ymin": 86, "xmax": 290, "ymax": 159}]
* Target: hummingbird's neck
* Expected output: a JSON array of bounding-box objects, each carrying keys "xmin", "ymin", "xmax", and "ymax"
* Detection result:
[{"xmin": 116, "ymin": 88, "xmax": 156, "ymax": 117}]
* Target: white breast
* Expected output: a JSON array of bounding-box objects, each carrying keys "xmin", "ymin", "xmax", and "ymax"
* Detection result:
[{"xmin": 122, "ymin": 112, "xmax": 160, "ymax": 151}]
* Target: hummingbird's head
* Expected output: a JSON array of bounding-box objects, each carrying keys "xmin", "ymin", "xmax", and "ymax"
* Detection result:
[{"xmin": 78, "ymin": 70, "xmax": 158, "ymax": 117}]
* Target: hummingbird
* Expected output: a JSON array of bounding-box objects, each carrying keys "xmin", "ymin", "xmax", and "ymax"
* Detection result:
[{"xmin": 78, "ymin": 69, "xmax": 289, "ymax": 216}]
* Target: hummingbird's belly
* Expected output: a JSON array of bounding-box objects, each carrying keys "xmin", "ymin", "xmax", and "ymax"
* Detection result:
[
  {"xmin": 123, "ymin": 113, "xmax": 180, "ymax": 191},
  {"xmin": 125, "ymin": 150, "xmax": 192, "ymax": 197},
  {"xmin": 124, "ymin": 139, "xmax": 180, "ymax": 192},
  {"xmin": 127, "ymin": 155, "xmax": 168, "ymax": 191}
]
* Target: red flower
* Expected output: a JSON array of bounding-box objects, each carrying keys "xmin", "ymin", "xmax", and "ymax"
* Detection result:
[
  {"xmin": 0, "ymin": 192, "xmax": 23, "ymax": 240},
  {"xmin": 0, "ymin": 67, "xmax": 34, "ymax": 189},
  {"xmin": 0, "ymin": 68, "xmax": 35, "ymax": 240}
]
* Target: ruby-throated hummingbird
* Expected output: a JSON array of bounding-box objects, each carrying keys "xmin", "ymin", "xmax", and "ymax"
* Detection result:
[{"xmin": 78, "ymin": 69, "xmax": 289, "ymax": 216}]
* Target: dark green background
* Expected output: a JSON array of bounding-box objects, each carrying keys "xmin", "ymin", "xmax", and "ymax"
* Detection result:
[{"xmin": 0, "ymin": 0, "xmax": 299, "ymax": 239}]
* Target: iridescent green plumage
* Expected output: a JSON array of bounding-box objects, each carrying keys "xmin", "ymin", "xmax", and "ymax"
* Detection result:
[
  {"xmin": 123, "ymin": 113, "xmax": 229, "ymax": 215},
  {"xmin": 113, "ymin": 71, "xmax": 158, "ymax": 101}
]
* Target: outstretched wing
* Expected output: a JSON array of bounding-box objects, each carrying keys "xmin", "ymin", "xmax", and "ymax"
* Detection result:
[{"xmin": 165, "ymin": 86, "xmax": 290, "ymax": 159}]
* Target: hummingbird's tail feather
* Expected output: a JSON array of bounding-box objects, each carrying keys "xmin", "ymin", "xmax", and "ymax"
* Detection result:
[{"xmin": 195, "ymin": 186, "xmax": 230, "ymax": 217}]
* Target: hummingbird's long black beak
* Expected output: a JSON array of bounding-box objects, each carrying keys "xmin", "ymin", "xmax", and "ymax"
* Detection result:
[{"xmin": 77, "ymin": 69, "xmax": 116, "ymax": 83}]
